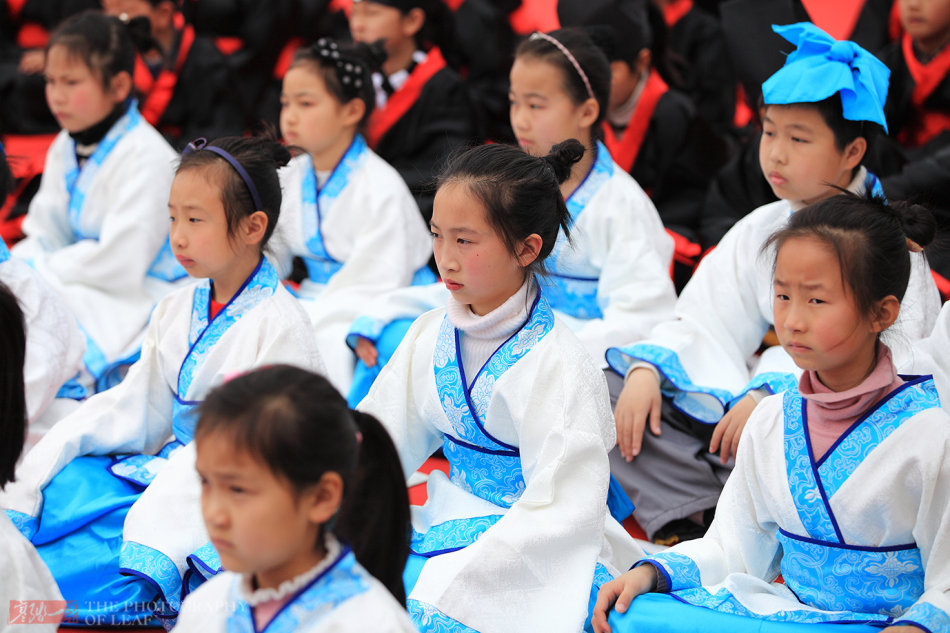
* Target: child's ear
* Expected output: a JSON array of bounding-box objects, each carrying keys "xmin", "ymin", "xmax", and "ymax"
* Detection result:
[
  {"xmin": 306, "ymin": 471, "xmax": 344, "ymax": 525},
  {"xmin": 578, "ymin": 97, "xmax": 600, "ymax": 130},
  {"xmin": 634, "ymin": 48, "xmax": 651, "ymax": 76},
  {"xmin": 517, "ymin": 233, "xmax": 543, "ymax": 268},
  {"xmin": 843, "ymin": 136, "xmax": 867, "ymax": 170},
  {"xmin": 401, "ymin": 7, "xmax": 426, "ymax": 39},
  {"xmin": 241, "ymin": 210, "xmax": 269, "ymax": 246},
  {"xmin": 109, "ymin": 71, "xmax": 132, "ymax": 104},
  {"xmin": 870, "ymin": 294, "xmax": 900, "ymax": 333},
  {"xmin": 342, "ymin": 98, "xmax": 365, "ymax": 129}
]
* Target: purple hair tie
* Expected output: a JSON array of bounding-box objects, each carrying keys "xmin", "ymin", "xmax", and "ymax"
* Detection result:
[
  {"xmin": 530, "ymin": 31, "xmax": 595, "ymax": 102},
  {"xmin": 184, "ymin": 137, "xmax": 264, "ymax": 211}
]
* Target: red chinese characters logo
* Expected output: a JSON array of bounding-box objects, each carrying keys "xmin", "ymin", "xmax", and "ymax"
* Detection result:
[{"xmin": 8, "ymin": 600, "xmax": 77, "ymax": 625}]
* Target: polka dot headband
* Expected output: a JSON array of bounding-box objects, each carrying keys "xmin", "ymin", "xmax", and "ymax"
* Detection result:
[{"xmin": 313, "ymin": 38, "xmax": 367, "ymax": 101}]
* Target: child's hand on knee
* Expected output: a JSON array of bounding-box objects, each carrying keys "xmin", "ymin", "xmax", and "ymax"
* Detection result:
[
  {"xmin": 355, "ymin": 338, "xmax": 379, "ymax": 368},
  {"xmin": 709, "ymin": 393, "xmax": 758, "ymax": 464},
  {"xmin": 591, "ymin": 565, "xmax": 658, "ymax": 633},
  {"xmin": 615, "ymin": 368, "xmax": 662, "ymax": 462}
]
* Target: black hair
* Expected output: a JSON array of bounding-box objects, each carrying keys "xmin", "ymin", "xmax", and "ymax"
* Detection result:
[
  {"xmin": 763, "ymin": 95, "xmax": 878, "ymax": 153},
  {"xmin": 764, "ymin": 192, "xmax": 936, "ymax": 324},
  {"xmin": 515, "ymin": 28, "xmax": 611, "ymax": 139},
  {"xmin": 389, "ymin": 0, "xmax": 462, "ymax": 69},
  {"xmin": 437, "ymin": 139, "xmax": 583, "ymax": 277},
  {"xmin": 0, "ymin": 281, "xmax": 27, "ymax": 489},
  {"xmin": 195, "ymin": 365, "xmax": 410, "ymax": 602},
  {"xmin": 46, "ymin": 10, "xmax": 137, "ymax": 91},
  {"xmin": 0, "ymin": 151, "xmax": 13, "ymax": 201},
  {"xmin": 176, "ymin": 132, "xmax": 291, "ymax": 250},
  {"xmin": 288, "ymin": 39, "xmax": 377, "ymax": 130}
]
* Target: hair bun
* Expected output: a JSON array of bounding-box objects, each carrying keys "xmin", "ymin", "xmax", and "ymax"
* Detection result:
[
  {"xmin": 891, "ymin": 199, "xmax": 937, "ymax": 250},
  {"xmin": 543, "ymin": 139, "xmax": 585, "ymax": 185},
  {"xmin": 353, "ymin": 39, "xmax": 389, "ymax": 75}
]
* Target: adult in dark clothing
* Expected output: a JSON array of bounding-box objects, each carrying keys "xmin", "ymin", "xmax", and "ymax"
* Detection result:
[
  {"xmin": 350, "ymin": 0, "xmax": 479, "ymax": 223},
  {"xmin": 104, "ymin": 0, "xmax": 245, "ymax": 149}
]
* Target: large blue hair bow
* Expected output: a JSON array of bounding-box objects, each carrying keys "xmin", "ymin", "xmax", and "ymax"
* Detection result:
[{"xmin": 761, "ymin": 22, "xmax": 890, "ymax": 133}]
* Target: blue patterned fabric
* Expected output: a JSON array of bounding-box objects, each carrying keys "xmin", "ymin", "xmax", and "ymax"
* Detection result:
[
  {"xmin": 299, "ymin": 136, "xmax": 367, "ymax": 284},
  {"xmin": 407, "ymin": 600, "xmax": 480, "ymax": 633},
  {"xmin": 56, "ymin": 375, "xmax": 87, "ymax": 400},
  {"xmin": 894, "ymin": 601, "xmax": 950, "ymax": 632},
  {"xmin": 605, "ymin": 343, "xmax": 733, "ymax": 424},
  {"xmin": 224, "ymin": 548, "xmax": 370, "ymax": 633},
  {"xmin": 762, "ymin": 23, "xmax": 890, "ymax": 132},
  {"xmin": 107, "ymin": 454, "xmax": 168, "ymax": 487},
  {"xmin": 433, "ymin": 286, "xmax": 553, "ymax": 509},
  {"xmin": 119, "ymin": 540, "xmax": 183, "ymax": 612},
  {"xmin": 776, "ymin": 530, "xmax": 922, "ymax": 616},
  {"xmin": 0, "ymin": 237, "xmax": 10, "ymax": 262},
  {"xmin": 671, "ymin": 586, "xmax": 892, "ymax": 626},
  {"xmin": 411, "ymin": 514, "xmax": 503, "ymax": 556},
  {"xmin": 6, "ymin": 510, "xmax": 38, "ymax": 539},
  {"xmin": 641, "ymin": 551, "xmax": 703, "ymax": 592},
  {"xmin": 182, "ymin": 541, "xmax": 222, "ymax": 597},
  {"xmin": 175, "ymin": 257, "xmax": 278, "ymax": 443},
  {"xmin": 64, "ymin": 100, "xmax": 142, "ymax": 239},
  {"xmin": 738, "ymin": 371, "xmax": 800, "ymax": 403},
  {"xmin": 545, "ymin": 141, "xmax": 613, "ymax": 319}
]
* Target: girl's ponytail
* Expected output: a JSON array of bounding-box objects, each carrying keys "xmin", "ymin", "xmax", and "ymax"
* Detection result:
[
  {"xmin": 337, "ymin": 411, "xmax": 411, "ymax": 604},
  {"xmin": 892, "ymin": 199, "xmax": 937, "ymax": 252},
  {"xmin": 542, "ymin": 139, "xmax": 585, "ymax": 185}
]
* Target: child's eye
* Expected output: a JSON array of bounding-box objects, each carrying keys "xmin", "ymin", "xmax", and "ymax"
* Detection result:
[
  {"xmin": 457, "ymin": 237, "xmax": 471, "ymax": 245},
  {"xmin": 189, "ymin": 217, "xmax": 201, "ymax": 223},
  {"xmin": 429, "ymin": 230, "xmax": 440, "ymax": 239},
  {"xmin": 792, "ymin": 136, "xmax": 807, "ymax": 143},
  {"xmin": 762, "ymin": 130, "xmax": 775, "ymax": 138},
  {"xmin": 229, "ymin": 485, "xmax": 246, "ymax": 495},
  {"xmin": 775, "ymin": 293, "xmax": 789, "ymax": 301},
  {"xmin": 809, "ymin": 297, "xmax": 825, "ymax": 304}
]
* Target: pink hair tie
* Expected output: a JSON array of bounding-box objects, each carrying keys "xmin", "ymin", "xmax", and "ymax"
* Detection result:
[{"xmin": 530, "ymin": 31, "xmax": 595, "ymax": 102}]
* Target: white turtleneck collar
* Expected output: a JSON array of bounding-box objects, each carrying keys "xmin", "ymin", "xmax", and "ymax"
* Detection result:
[{"xmin": 446, "ymin": 278, "xmax": 535, "ymax": 386}]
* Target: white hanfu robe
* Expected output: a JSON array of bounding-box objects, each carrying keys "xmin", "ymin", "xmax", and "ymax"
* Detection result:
[
  {"xmin": 358, "ymin": 285, "xmax": 641, "ymax": 633},
  {"xmin": 904, "ymin": 300, "xmax": 950, "ymax": 412},
  {"xmin": 0, "ymin": 511, "xmax": 63, "ymax": 632},
  {"xmin": 174, "ymin": 537, "xmax": 416, "ymax": 633},
  {"xmin": 624, "ymin": 377, "xmax": 950, "ymax": 632},
  {"xmin": 0, "ymin": 239, "xmax": 85, "ymax": 445},
  {"xmin": 12, "ymin": 101, "xmax": 186, "ymax": 380},
  {"xmin": 606, "ymin": 168, "xmax": 941, "ymax": 422},
  {"xmin": 271, "ymin": 135, "xmax": 433, "ymax": 392},
  {"xmin": 543, "ymin": 140, "xmax": 675, "ymax": 362},
  {"xmin": 1, "ymin": 258, "xmax": 324, "ymax": 623}
]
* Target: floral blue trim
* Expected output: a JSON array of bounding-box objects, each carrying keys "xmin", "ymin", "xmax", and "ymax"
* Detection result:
[
  {"xmin": 592, "ymin": 563, "xmax": 614, "ymax": 589},
  {"xmin": 299, "ymin": 136, "xmax": 367, "ymax": 285},
  {"xmin": 107, "ymin": 454, "xmax": 167, "ymax": 487},
  {"xmin": 605, "ymin": 343, "xmax": 732, "ymax": 424},
  {"xmin": 642, "ymin": 552, "xmax": 702, "ymax": 592},
  {"xmin": 818, "ymin": 378, "xmax": 939, "ymax": 498},
  {"xmin": 56, "ymin": 374, "xmax": 87, "ymax": 400},
  {"xmin": 147, "ymin": 240, "xmax": 187, "ymax": 282},
  {"xmin": 175, "ymin": 257, "xmax": 277, "ymax": 443},
  {"xmin": 187, "ymin": 541, "xmax": 222, "ymax": 576},
  {"xmin": 783, "ymin": 392, "xmax": 840, "ymax": 542},
  {"xmin": 346, "ymin": 315, "xmax": 385, "ymax": 349},
  {"xmin": 544, "ymin": 141, "xmax": 613, "ymax": 320},
  {"xmin": 5, "ymin": 510, "xmax": 38, "ymax": 540},
  {"xmin": 442, "ymin": 435, "xmax": 524, "ymax": 508},
  {"xmin": 407, "ymin": 600, "xmax": 479, "ymax": 633},
  {"xmin": 411, "ymin": 514, "xmax": 502, "ymax": 556},
  {"xmin": 894, "ymin": 602, "xmax": 950, "ymax": 633},
  {"xmin": 119, "ymin": 540, "xmax": 182, "ymax": 612},
  {"xmin": 669, "ymin": 586, "xmax": 892, "ymax": 625},
  {"xmin": 776, "ymin": 529, "xmax": 923, "ymax": 616},
  {"xmin": 0, "ymin": 238, "xmax": 9, "ymax": 262},
  {"xmin": 226, "ymin": 548, "xmax": 369, "ymax": 633},
  {"xmin": 736, "ymin": 371, "xmax": 799, "ymax": 403},
  {"xmin": 64, "ymin": 100, "xmax": 141, "ymax": 240}
]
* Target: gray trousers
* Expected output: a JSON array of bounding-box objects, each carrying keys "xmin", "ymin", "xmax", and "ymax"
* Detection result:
[{"xmin": 604, "ymin": 370, "xmax": 733, "ymax": 540}]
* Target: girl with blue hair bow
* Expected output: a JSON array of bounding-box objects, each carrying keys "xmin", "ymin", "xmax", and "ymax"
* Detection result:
[{"xmin": 603, "ymin": 22, "xmax": 942, "ymax": 549}]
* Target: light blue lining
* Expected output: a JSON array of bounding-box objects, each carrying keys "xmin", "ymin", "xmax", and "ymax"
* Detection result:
[
  {"xmin": 119, "ymin": 540, "xmax": 182, "ymax": 612},
  {"xmin": 225, "ymin": 547, "xmax": 369, "ymax": 633},
  {"xmin": 894, "ymin": 602, "xmax": 950, "ymax": 632},
  {"xmin": 407, "ymin": 600, "xmax": 479, "ymax": 633},
  {"xmin": 545, "ymin": 141, "xmax": 613, "ymax": 320},
  {"xmin": 641, "ymin": 551, "xmax": 702, "ymax": 592},
  {"xmin": 174, "ymin": 257, "xmax": 278, "ymax": 443},
  {"xmin": 0, "ymin": 238, "xmax": 9, "ymax": 262},
  {"xmin": 605, "ymin": 343, "xmax": 733, "ymax": 424},
  {"xmin": 410, "ymin": 514, "xmax": 503, "ymax": 556},
  {"xmin": 6, "ymin": 510, "xmax": 39, "ymax": 539}
]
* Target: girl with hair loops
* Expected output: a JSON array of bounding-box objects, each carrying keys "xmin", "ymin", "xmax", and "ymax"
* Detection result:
[
  {"xmin": 12, "ymin": 10, "xmax": 186, "ymax": 387},
  {"xmin": 359, "ymin": 140, "xmax": 642, "ymax": 633},
  {"xmin": 173, "ymin": 365, "xmax": 415, "ymax": 633},
  {"xmin": 595, "ymin": 194, "xmax": 950, "ymax": 633},
  {"xmin": 509, "ymin": 27, "xmax": 676, "ymax": 363},
  {"xmin": 272, "ymin": 37, "xmax": 434, "ymax": 393},
  {"xmin": 1, "ymin": 134, "xmax": 325, "ymax": 626}
]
